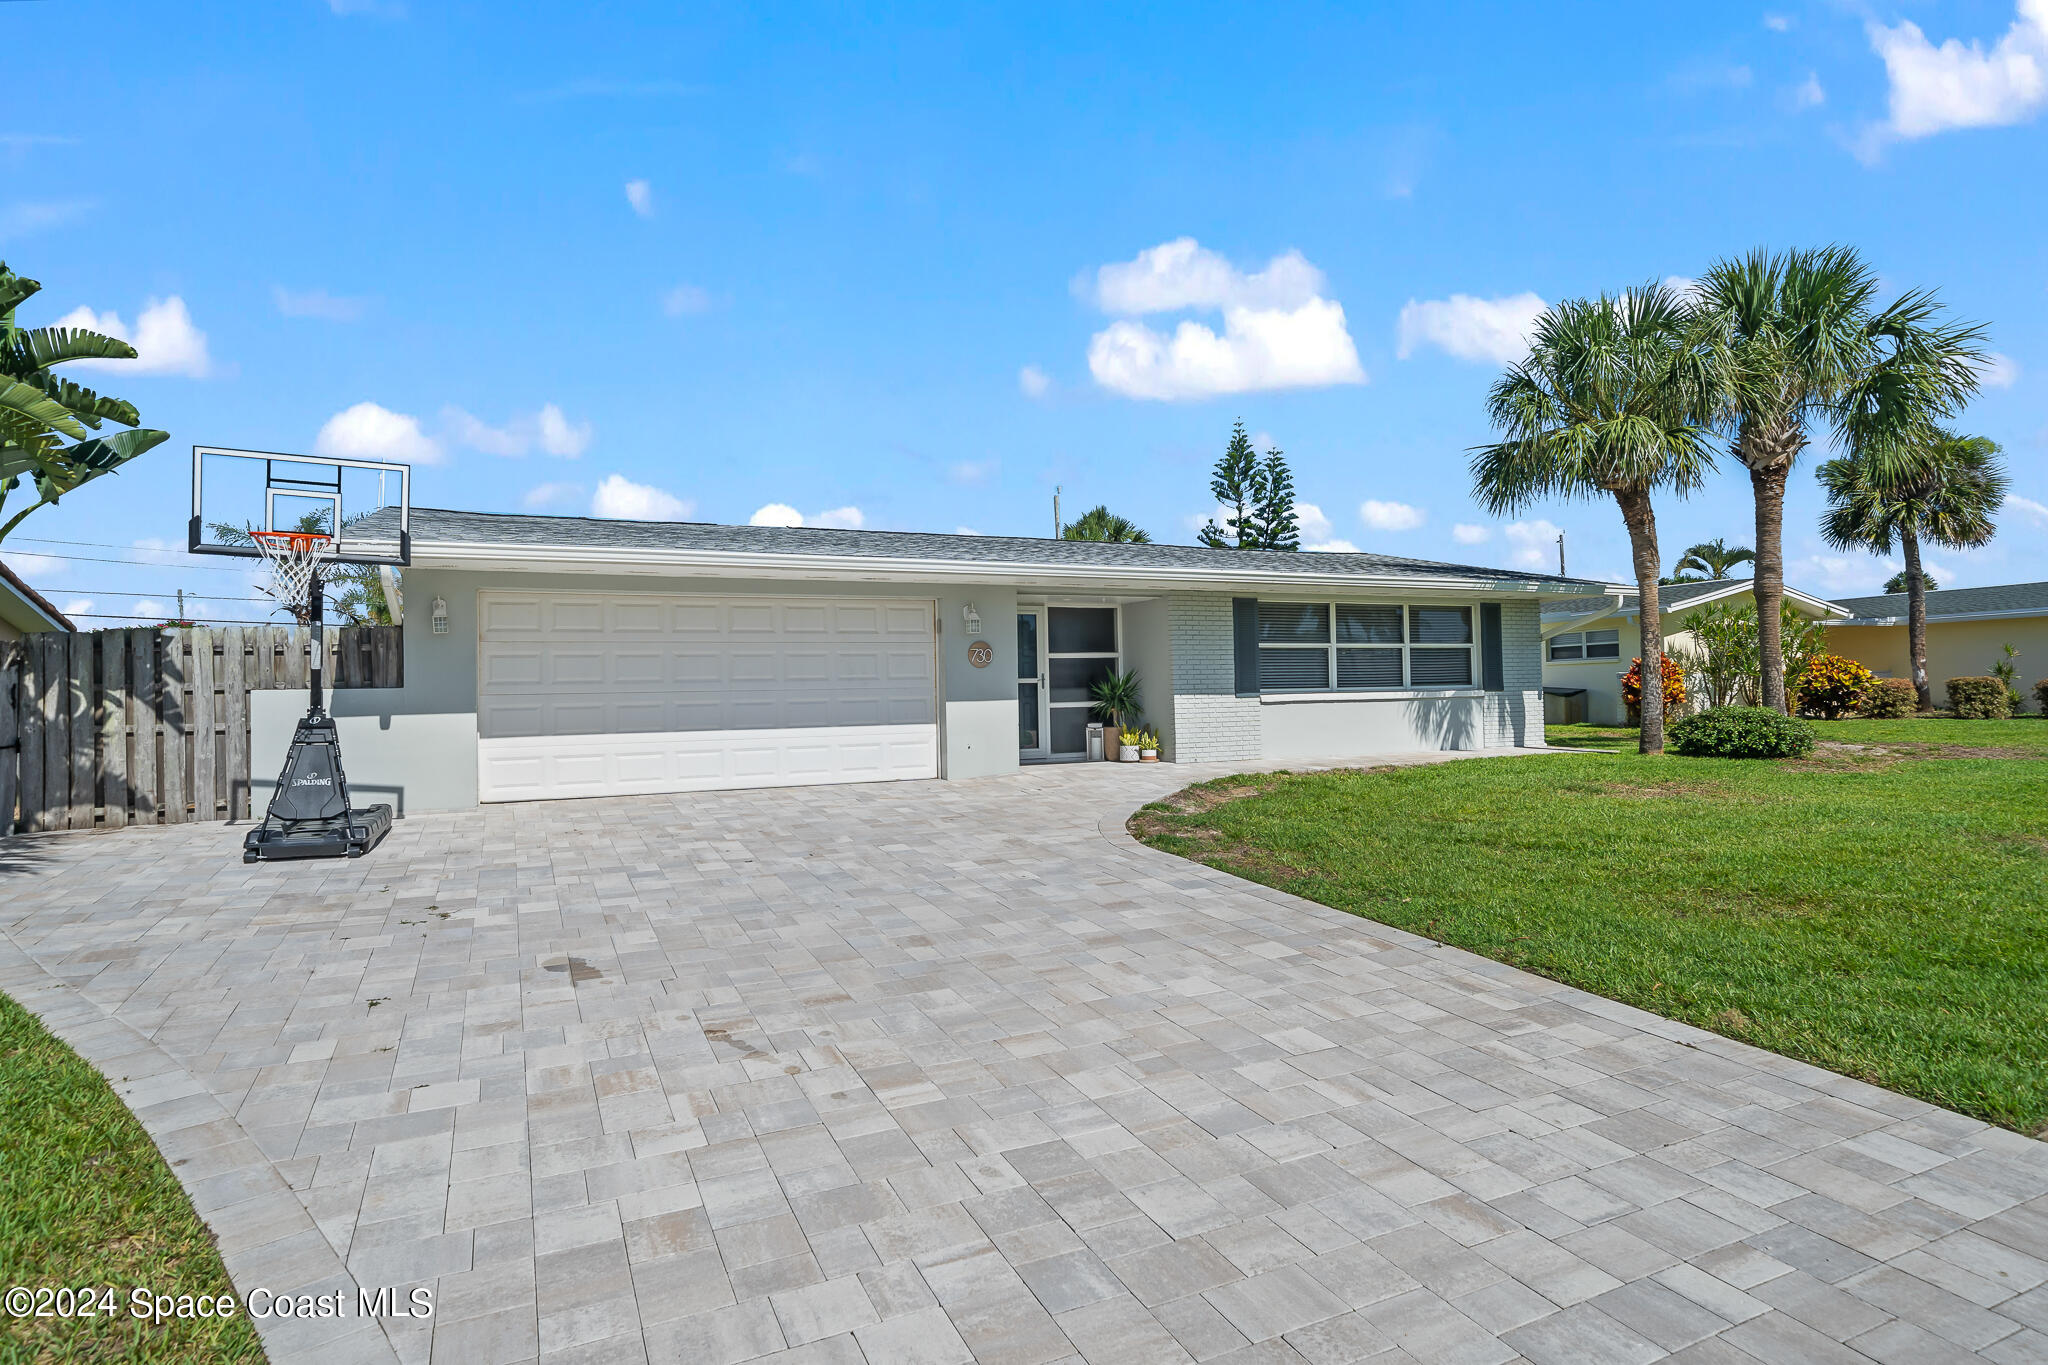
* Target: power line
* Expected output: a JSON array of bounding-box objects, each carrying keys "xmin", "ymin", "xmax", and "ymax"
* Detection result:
[
  {"xmin": 38, "ymin": 589, "xmax": 275, "ymax": 601},
  {"xmin": 66, "ymin": 613, "xmax": 291, "ymax": 626},
  {"xmin": 0, "ymin": 549, "xmax": 256, "ymax": 571}
]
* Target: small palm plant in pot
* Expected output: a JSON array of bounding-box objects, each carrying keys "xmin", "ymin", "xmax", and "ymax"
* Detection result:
[{"xmin": 1091, "ymin": 670, "xmax": 1143, "ymax": 761}]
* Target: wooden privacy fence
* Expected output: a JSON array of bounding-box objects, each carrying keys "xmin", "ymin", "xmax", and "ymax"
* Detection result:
[{"xmin": 1, "ymin": 624, "xmax": 402, "ymax": 836}]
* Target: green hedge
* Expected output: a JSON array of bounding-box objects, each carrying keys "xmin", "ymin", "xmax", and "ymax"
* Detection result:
[
  {"xmin": 1859, "ymin": 678, "xmax": 1918, "ymax": 718},
  {"xmin": 1668, "ymin": 705, "xmax": 1817, "ymax": 759},
  {"xmin": 1947, "ymin": 677, "xmax": 2011, "ymax": 720}
]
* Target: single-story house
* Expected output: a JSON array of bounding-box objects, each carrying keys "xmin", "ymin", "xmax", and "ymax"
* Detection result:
[
  {"xmin": 1827, "ymin": 580, "xmax": 2048, "ymax": 713},
  {"xmin": 1540, "ymin": 578, "xmax": 1847, "ymax": 724},
  {"xmin": 0, "ymin": 559, "xmax": 73, "ymax": 641},
  {"xmin": 258, "ymin": 509, "xmax": 1600, "ymax": 812}
]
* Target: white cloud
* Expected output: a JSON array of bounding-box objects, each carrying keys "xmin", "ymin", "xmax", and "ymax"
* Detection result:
[
  {"xmin": 128, "ymin": 537, "xmax": 186, "ymax": 566},
  {"xmin": 1360, "ymin": 499, "xmax": 1425, "ymax": 532},
  {"xmin": 55, "ymin": 296, "xmax": 212, "ymax": 377},
  {"xmin": 1789, "ymin": 72, "xmax": 1827, "ymax": 110},
  {"xmin": 1868, "ymin": 1, "xmax": 2048, "ymax": 142},
  {"xmin": 2005, "ymin": 493, "xmax": 2048, "ymax": 527},
  {"xmin": 1083, "ymin": 238, "xmax": 1365, "ymax": 401},
  {"xmin": 1018, "ymin": 364, "xmax": 1050, "ymax": 398},
  {"xmin": 1392, "ymin": 292, "xmax": 1548, "ymax": 368},
  {"xmin": 953, "ymin": 526, "xmax": 980, "ymax": 536},
  {"xmin": 273, "ymin": 286, "xmax": 366, "ymax": 321},
  {"xmin": 61, "ymin": 598, "xmax": 93, "ymax": 617},
  {"xmin": 1789, "ymin": 553, "xmax": 1900, "ymax": 596},
  {"xmin": 1451, "ymin": 523, "xmax": 1493, "ymax": 545},
  {"xmin": 1294, "ymin": 502, "xmax": 1336, "ymax": 544},
  {"xmin": 1087, "ymin": 237, "xmax": 1326, "ymax": 315},
  {"xmin": 444, "ymin": 404, "xmax": 592, "ymax": 458},
  {"xmin": 315, "ymin": 402, "xmax": 442, "ymax": 464},
  {"xmin": 1662, "ymin": 274, "xmax": 1702, "ymax": 299},
  {"xmin": 625, "ymin": 179, "xmax": 654, "ymax": 218},
  {"xmin": 662, "ymin": 284, "xmax": 712, "ymax": 316},
  {"xmin": 592, "ymin": 474, "xmax": 692, "ymax": 521},
  {"xmin": 1305, "ymin": 539, "xmax": 1361, "ymax": 554},
  {"xmin": 1980, "ymin": 352, "xmax": 2021, "ymax": 389},
  {"xmin": 750, "ymin": 503, "xmax": 804, "ymax": 527},
  {"xmin": 1397, "ymin": 292, "xmax": 1547, "ymax": 366},
  {"xmin": 1504, "ymin": 519, "xmax": 1564, "ymax": 571},
  {"xmin": 1764, "ymin": 13, "xmax": 1791, "ymax": 32},
  {"xmin": 522, "ymin": 481, "xmax": 583, "ymax": 510},
  {"xmin": 948, "ymin": 458, "xmax": 998, "ymax": 486},
  {"xmin": 2, "ymin": 550, "xmax": 61, "ymax": 579},
  {"xmin": 131, "ymin": 598, "xmax": 166, "ymax": 620},
  {"xmin": 750, "ymin": 503, "xmax": 865, "ymax": 529}
]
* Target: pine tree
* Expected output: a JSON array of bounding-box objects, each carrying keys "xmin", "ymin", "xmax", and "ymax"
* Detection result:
[
  {"xmin": 1199, "ymin": 420, "xmax": 1260, "ymax": 549},
  {"xmin": 1253, "ymin": 446, "xmax": 1299, "ymax": 551}
]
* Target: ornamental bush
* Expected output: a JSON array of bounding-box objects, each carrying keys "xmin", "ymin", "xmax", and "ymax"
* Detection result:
[
  {"xmin": 1620, "ymin": 654, "xmax": 1688, "ymax": 717},
  {"xmin": 1859, "ymin": 678, "xmax": 1918, "ymax": 718},
  {"xmin": 1946, "ymin": 677, "xmax": 2011, "ymax": 720},
  {"xmin": 1667, "ymin": 705, "xmax": 1817, "ymax": 759},
  {"xmin": 1793, "ymin": 653, "xmax": 1874, "ymax": 719},
  {"xmin": 2035, "ymin": 679, "xmax": 2048, "ymax": 717}
]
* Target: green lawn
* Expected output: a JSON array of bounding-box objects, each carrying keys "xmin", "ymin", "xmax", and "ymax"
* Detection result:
[
  {"xmin": 0, "ymin": 991, "xmax": 266, "ymax": 1364},
  {"xmin": 1131, "ymin": 717, "xmax": 2048, "ymax": 1134}
]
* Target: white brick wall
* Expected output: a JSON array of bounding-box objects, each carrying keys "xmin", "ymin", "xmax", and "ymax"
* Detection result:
[{"xmin": 1166, "ymin": 593, "xmax": 1261, "ymax": 762}]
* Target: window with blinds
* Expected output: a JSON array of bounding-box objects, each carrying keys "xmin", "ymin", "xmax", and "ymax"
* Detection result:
[{"xmin": 1255, "ymin": 601, "xmax": 1481, "ymax": 694}]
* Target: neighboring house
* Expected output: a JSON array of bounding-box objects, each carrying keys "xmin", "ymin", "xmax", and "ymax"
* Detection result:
[
  {"xmin": 0, "ymin": 560, "xmax": 73, "ymax": 641},
  {"xmin": 1540, "ymin": 578, "xmax": 1847, "ymax": 724},
  {"xmin": 1828, "ymin": 581, "xmax": 2048, "ymax": 714},
  {"xmin": 269, "ymin": 508, "xmax": 1598, "ymax": 812}
]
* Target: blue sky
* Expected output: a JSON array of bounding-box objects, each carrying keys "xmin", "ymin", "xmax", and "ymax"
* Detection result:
[{"xmin": 6, "ymin": 1, "xmax": 2045, "ymax": 625}]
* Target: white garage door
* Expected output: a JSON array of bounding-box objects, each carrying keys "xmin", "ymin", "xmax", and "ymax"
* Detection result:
[{"xmin": 477, "ymin": 590, "xmax": 938, "ymax": 802}]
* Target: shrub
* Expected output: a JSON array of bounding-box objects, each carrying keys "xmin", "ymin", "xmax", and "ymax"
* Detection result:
[
  {"xmin": 1793, "ymin": 653, "xmax": 1874, "ymax": 719},
  {"xmin": 1859, "ymin": 678, "xmax": 1918, "ymax": 718},
  {"xmin": 1621, "ymin": 654, "xmax": 1688, "ymax": 717},
  {"xmin": 1668, "ymin": 706, "xmax": 1816, "ymax": 759},
  {"xmin": 1946, "ymin": 677, "xmax": 2012, "ymax": 720},
  {"xmin": 2035, "ymin": 679, "xmax": 2048, "ymax": 717}
]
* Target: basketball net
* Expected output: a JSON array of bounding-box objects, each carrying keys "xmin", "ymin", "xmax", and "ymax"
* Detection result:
[{"xmin": 252, "ymin": 530, "xmax": 336, "ymax": 617}]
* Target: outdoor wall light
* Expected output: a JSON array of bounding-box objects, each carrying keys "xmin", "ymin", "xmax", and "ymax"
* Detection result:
[
  {"xmin": 431, "ymin": 596, "xmax": 449, "ymax": 635},
  {"xmin": 962, "ymin": 602, "xmax": 982, "ymax": 636}
]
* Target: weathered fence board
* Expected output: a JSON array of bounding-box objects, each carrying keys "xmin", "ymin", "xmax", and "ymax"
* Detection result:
[{"xmin": 2, "ymin": 623, "xmax": 402, "ymax": 835}]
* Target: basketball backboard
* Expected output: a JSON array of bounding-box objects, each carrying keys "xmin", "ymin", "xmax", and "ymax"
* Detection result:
[{"xmin": 188, "ymin": 446, "xmax": 411, "ymax": 566}]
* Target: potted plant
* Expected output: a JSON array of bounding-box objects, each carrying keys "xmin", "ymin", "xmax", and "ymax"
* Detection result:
[
  {"xmin": 1139, "ymin": 728, "xmax": 1160, "ymax": 762},
  {"xmin": 1118, "ymin": 727, "xmax": 1142, "ymax": 762},
  {"xmin": 1090, "ymin": 670, "xmax": 1143, "ymax": 759}
]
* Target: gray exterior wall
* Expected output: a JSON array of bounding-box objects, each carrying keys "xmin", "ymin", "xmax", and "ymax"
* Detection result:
[
  {"xmin": 280, "ymin": 568, "xmax": 1024, "ymax": 814},
  {"xmin": 1170, "ymin": 592, "xmax": 1545, "ymax": 762},
  {"xmin": 1119, "ymin": 598, "xmax": 1173, "ymax": 743}
]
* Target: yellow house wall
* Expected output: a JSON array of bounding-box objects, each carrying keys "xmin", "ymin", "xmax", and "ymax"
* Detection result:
[{"xmin": 1830, "ymin": 617, "xmax": 2048, "ymax": 713}]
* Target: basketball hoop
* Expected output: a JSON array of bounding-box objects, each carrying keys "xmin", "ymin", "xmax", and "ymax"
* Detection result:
[{"xmin": 252, "ymin": 530, "xmax": 335, "ymax": 613}]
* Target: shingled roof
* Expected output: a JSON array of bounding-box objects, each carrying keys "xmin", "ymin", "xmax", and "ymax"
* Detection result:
[
  {"xmin": 1831, "ymin": 580, "xmax": 2048, "ymax": 624},
  {"xmin": 371, "ymin": 507, "xmax": 1605, "ymax": 592}
]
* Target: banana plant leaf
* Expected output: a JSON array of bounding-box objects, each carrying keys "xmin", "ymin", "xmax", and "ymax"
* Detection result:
[
  {"xmin": 0, "ymin": 378, "xmax": 87, "ymax": 440},
  {"xmin": 29, "ymin": 374, "xmax": 138, "ymax": 428},
  {"xmin": 0, "ymin": 270, "xmax": 41, "ymax": 318},
  {"xmin": 1, "ymin": 326, "xmax": 140, "ymax": 377},
  {"xmin": 0, "ymin": 428, "xmax": 168, "ymax": 539}
]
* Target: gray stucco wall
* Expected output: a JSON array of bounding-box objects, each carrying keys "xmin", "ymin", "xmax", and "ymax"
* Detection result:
[
  {"xmin": 291, "ymin": 568, "xmax": 1023, "ymax": 812},
  {"xmin": 1167, "ymin": 591, "xmax": 1547, "ymax": 762},
  {"xmin": 1119, "ymin": 598, "xmax": 1173, "ymax": 744}
]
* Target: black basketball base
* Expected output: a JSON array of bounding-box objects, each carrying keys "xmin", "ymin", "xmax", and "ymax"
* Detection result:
[{"xmin": 244, "ymin": 712, "xmax": 392, "ymax": 862}]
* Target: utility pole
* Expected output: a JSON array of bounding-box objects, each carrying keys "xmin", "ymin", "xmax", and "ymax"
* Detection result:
[
  {"xmin": 1053, "ymin": 486, "xmax": 1062, "ymax": 539},
  {"xmin": 177, "ymin": 588, "xmax": 186, "ymax": 620},
  {"xmin": 1556, "ymin": 533, "xmax": 1567, "ymax": 577}
]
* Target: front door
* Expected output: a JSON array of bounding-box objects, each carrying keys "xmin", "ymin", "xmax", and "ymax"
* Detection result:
[
  {"xmin": 1046, "ymin": 606, "xmax": 1118, "ymax": 756},
  {"xmin": 1017, "ymin": 609, "xmax": 1048, "ymax": 760}
]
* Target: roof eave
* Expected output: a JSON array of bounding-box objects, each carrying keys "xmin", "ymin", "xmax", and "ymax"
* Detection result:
[
  {"xmin": 1836, "ymin": 605, "xmax": 2048, "ymax": 627},
  {"xmin": 406, "ymin": 540, "xmax": 1595, "ymax": 596}
]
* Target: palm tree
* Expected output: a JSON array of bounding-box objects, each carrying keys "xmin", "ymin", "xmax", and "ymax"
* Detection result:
[
  {"xmin": 1471, "ymin": 282, "xmax": 1719, "ymax": 753},
  {"xmin": 0, "ymin": 261, "xmax": 169, "ymax": 541},
  {"xmin": 1672, "ymin": 537, "xmax": 1754, "ymax": 581},
  {"xmin": 1698, "ymin": 246, "xmax": 1983, "ymax": 712},
  {"xmin": 1820, "ymin": 432, "xmax": 2005, "ymax": 710},
  {"xmin": 1061, "ymin": 505, "xmax": 1152, "ymax": 543}
]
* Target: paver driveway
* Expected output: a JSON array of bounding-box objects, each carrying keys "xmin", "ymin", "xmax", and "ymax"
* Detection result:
[{"xmin": 4, "ymin": 754, "xmax": 2047, "ymax": 1365}]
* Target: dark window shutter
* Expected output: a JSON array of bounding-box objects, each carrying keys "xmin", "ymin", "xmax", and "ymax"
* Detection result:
[
  {"xmin": 1233, "ymin": 598, "xmax": 1259, "ymax": 697},
  {"xmin": 1481, "ymin": 602, "xmax": 1505, "ymax": 692}
]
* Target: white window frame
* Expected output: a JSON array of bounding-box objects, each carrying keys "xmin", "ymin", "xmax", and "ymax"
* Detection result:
[
  {"xmin": 1549, "ymin": 628, "xmax": 1621, "ymax": 662},
  {"xmin": 1256, "ymin": 600, "xmax": 1479, "ymax": 695}
]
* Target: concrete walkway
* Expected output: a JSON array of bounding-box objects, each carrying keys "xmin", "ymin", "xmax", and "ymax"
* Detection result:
[{"xmin": 3, "ymin": 753, "xmax": 2045, "ymax": 1364}]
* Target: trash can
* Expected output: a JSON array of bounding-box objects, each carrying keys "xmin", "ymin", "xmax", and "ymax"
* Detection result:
[{"xmin": 1086, "ymin": 722, "xmax": 1105, "ymax": 762}]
